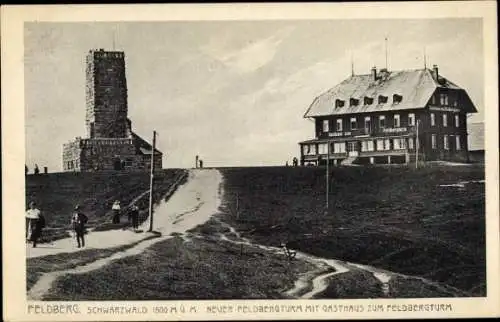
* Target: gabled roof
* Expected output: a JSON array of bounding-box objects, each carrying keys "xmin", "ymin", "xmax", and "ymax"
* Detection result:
[
  {"xmin": 304, "ymin": 68, "xmax": 477, "ymax": 118},
  {"xmin": 131, "ymin": 132, "xmax": 163, "ymax": 155}
]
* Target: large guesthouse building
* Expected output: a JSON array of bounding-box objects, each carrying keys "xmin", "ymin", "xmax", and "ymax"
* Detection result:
[{"xmin": 299, "ymin": 65, "xmax": 477, "ymax": 165}]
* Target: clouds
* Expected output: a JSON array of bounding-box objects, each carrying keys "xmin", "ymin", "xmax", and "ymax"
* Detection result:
[{"xmin": 202, "ymin": 26, "xmax": 294, "ymax": 74}]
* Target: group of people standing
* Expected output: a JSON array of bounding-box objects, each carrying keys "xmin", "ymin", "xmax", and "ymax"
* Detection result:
[
  {"xmin": 111, "ymin": 200, "xmax": 140, "ymax": 230},
  {"xmin": 25, "ymin": 200, "xmax": 142, "ymax": 249}
]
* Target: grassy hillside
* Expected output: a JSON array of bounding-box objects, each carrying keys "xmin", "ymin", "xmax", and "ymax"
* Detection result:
[
  {"xmin": 218, "ymin": 164, "xmax": 486, "ymax": 296},
  {"xmin": 25, "ymin": 169, "xmax": 186, "ymax": 241}
]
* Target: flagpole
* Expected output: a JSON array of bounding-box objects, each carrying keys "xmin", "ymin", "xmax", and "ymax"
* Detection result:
[{"xmin": 148, "ymin": 130, "xmax": 157, "ymax": 232}]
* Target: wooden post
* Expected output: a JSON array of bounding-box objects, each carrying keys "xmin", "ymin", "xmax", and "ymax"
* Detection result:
[
  {"xmin": 148, "ymin": 130, "xmax": 157, "ymax": 232},
  {"xmin": 236, "ymin": 192, "xmax": 240, "ymax": 220},
  {"xmin": 415, "ymin": 120, "xmax": 420, "ymax": 169}
]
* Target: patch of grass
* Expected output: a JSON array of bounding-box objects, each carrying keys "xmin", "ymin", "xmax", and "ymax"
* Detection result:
[
  {"xmin": 317, "ymin": 269, "xmax": 383, "ymax": 299},
  {"xmin": 26, "ymin": 234, "xmax": 160, "ymax": 291},
  {"xmin": 388, "ymin": 276, "xmax": 460, "ymax": 298},
  {"xmin": 218, "ymin": 165, "xmax": 485, "ymax": 296},
  {"xmin": 43, "ymin": 234, "xmax": 315, "ymax": 300}
]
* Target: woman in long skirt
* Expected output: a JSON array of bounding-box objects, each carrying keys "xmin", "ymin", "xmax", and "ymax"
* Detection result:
[{"xmin": 111, "ymin": 200, "xmax": 121, "ymax": 224}]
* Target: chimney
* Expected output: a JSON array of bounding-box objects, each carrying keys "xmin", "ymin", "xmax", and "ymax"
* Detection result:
[
  {"xmin": 371, "ymin": 66, "xmax": 377, "ymax": 81},
  {"xmin": 433, "ymin": 64, "xmax": 439, "ymax": 80}
]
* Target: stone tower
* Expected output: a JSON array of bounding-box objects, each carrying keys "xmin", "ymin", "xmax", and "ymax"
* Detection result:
[
  {"xmin": 63, "ymin": 49, "xmax": 162, "ymax": 172},
  {"xmin": 85, "ymin": 49, "xmax": 130, "ymax": 139}
]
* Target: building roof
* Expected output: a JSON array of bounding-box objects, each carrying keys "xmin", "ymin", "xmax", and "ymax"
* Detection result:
[
  {"xmin": 132, "ymin": 132, "xmax": 163, "ymax": 156},
  {"xmin": 468, "ymin": 122, "xmax": 484, "ymax": 151},
  {"xmin": 304, "ymin": 68, "xmax": 477, "ymax": 118}
]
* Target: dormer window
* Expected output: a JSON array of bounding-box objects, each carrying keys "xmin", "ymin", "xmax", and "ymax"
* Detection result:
[
  {"xmin": 364, "ymin": 96, "xmax": 373, "ymax": 105},
  {"xmin": 393, "ymin": 94, "xmax": 403, "ymax": 104},
  {"xmin": 378, "ymin": 95, "xmax": 388, "ymax": 104},
  {"xmin": 349, "ymin": 98, "xmax": 359, "ymax": 107},
  {"xmin": 335, "ymin": 99, "xmax": 345, "ymax": 108}
]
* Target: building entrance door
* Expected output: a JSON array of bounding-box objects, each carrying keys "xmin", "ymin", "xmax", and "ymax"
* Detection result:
[{"xmin": 347, "ymin": 141, "xmax": 359, "ymax": 157}]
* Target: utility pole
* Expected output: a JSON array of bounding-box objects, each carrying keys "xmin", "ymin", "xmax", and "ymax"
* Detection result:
[
  {"xmin": 325, "ymin": 141, "xmax": 330, "ymax": 213},
  {"xmin": 415, "ymin": 120, "xmax": 420, "ymax": 169},
  {"xmin": 148, "ymin": 130, "xmax": 157, "ymax": 232}
]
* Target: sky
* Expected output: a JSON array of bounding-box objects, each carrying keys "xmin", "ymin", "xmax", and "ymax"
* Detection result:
[{"xmin": 24, "ymin": 19, "xmax": 484, "ymax": 171}]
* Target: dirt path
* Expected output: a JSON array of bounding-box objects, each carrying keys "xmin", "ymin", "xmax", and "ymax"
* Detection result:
[
  {"xmin": 202, "ymin": 218, "xmax": 468, "ymax": 299},
  {"xmin": 28, "ymin": 169, "xmax": 223, "ymax": 300}
]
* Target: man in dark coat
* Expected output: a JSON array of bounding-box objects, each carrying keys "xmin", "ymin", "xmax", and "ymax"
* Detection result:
[
  {"xmin": 71, "ymin": 205, "xmax": 88, "ymax": 248},
  {"xmin": 129, "ymin": 205, "xmax": 140, "ymax": 230}
]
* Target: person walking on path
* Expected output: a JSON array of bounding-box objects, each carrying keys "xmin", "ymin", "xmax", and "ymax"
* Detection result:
[
  {"xmin": 111, "ymin": 200, "xmax": 121, "ymax": 224},
  {"xmin": 71, "ymin": 205, "xmax": 88, "ymax": 248},
  {"xmin": 25, "ymin": 201, "xmax": 45, "ymax": 248},
  {"xmin": 129, "ymin": 205, "xmax": 140, "ymax": 231}
]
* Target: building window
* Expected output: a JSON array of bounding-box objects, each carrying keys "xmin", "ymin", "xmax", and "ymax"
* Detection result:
[
  {"xmin": 335, "ymin": 99, "xmax": 345, "ymax": 108},
  {"xmin": 408, "ymin": 138, "xmax": 414, "ymax": 149},
  {"xmin": 430, "ymin": 113, "xmax": 436, "ymax": 126},
  {"xmin": 322, "ymin": 120, "xmax": 329, "ymax": 132},
  {"xmin": 384, "ymin": 139, "xmax": 391, "ymax": 150},
  {"xmin": 456, "ymin": 135, "xmax": 461, "ymax": 150},
  {"xmin": 394, "ymin": 114, "xmax": 400, "ymax": 128},
  {"xmin": 367, "ymin": 141, "xmax": 374, "ymax": 151},
  {"xmin": 350, "ymin": 117, "xmax": 357, "ymax": 130},
  {"xmin": 408, "ymin": 113, "xmax": 415, "ymax": 126},
  {"xmin": 378, "ymin": 95, "xmax": 388, "ymax": 104},
  {"xmin": 393, "ymin": 94, "xmax": 403, "ymax": 104},
  {"xmin": 318, "ymin": 143, "xmax": 328, "ymax": 155},
  {"xmin": 361, "ymin": 140, "xmax": 374, "ymax": 152},
  {"xmin": 125, "ymin": 158, "xmax": 133, "ymax": 167},
  {"xmin": 431, "ymin": 94, "xmax": 436, "ymax": 105},
  {"xmin": 376, "ymin": 139, "xmax": 384, "ymax": 151},
  {"xmin": 350, "ymin": 98, "xmax": 359, "ymax": 107},
  {"xmin": 364, "ymin": 116, "xmax": 371, "ymax": 132},
  {"xmin": 364, "ymin": 97, "xmax": 373, "ymax": 105},
  {"xmin": 336, "ymin": 119, "xmax": 343, "ymax": 132},
  {"xmin": 379, "ymin": 115, "xmax": 386, "ymax": 128},
  {"xmin": 440, "ymin": 93, "xmax": 449, "ymax": 106},
  {"xmin": 432, "ymin": 134, "xmax": 437, "ymax": 149},
  {"xmin": 333, "ymin": 142, "xmax": 346, "ymax": 153},
  {"xmin": 393, "ymin": 138, "xmax": 402, "ymax": 150},
  {"xmin": 455, "ymin": 114, "xmax": 460, "ymax": 127},
  {"xmin": 444, "ymin": 135, "xmax": 449, "ymax": 150},
  {"xmin": 443, "ymin": 113, "xmax": 448, "ymax": 127}
]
